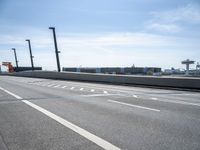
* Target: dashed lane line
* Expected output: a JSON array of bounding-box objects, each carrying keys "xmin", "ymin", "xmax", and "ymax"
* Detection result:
[
  {"xmin": 29, "ymin": 82, "xmax": 112, "ymax": 95},
  {"xmin": 23, "ymin": 80, "xmax": 200, "ymax": 107}
]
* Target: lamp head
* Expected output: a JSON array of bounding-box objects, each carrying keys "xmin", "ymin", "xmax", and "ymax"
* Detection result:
[{"xmin": 49, "ymin": 27, "xmax": 55, "ymax": 30}]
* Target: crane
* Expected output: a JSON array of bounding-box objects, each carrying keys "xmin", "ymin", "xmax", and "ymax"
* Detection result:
[{"xmin": 2, "ymin": 62, "xmax": 14, "ymax": 73}]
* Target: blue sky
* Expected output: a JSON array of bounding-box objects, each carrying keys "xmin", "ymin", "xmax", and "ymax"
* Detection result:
[{"xmin": 0, "ymin": 0, "xmax": 200, "ymax": 71}]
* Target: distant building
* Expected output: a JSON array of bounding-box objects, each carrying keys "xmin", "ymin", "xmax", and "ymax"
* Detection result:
[
  {"xmin": 163, "ymin": 68, "xmax": 184, "ymax": 75},
  {"xmin": 13, "ymin": 67, "xmax": 42, "ymax": 72},
  {"xmin": 62, "ymin": 67, "xmax": 161, "ymax": 75}
]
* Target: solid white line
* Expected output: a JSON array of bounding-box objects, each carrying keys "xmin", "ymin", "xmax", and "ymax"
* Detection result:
[
  {"xmin": 108, "ymin": 100, "xmax": 160, "ymax": 112},
  {"xmin": 0, "ymin": 87, "xmax": 22, "ymax": 100},
  {"xmin": 22, "ymin": 100, "xmax": 121, "ymax": 150},
  {"xmin": 0, "ymin": 87, "xmax": 120, "ymax": 150}
]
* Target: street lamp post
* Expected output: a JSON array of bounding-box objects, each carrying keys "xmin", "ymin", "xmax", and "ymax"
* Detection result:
[
  {"xmin": 12, "ymin": 48, "xmax": 19, "ymax": 68},
  {"xmin": 49, "ymin": 27, "xmax": 61, "ymax": 72},
  {"xmin": 25, "ymin": 39, "xmax": 34, "ymax": 70}
]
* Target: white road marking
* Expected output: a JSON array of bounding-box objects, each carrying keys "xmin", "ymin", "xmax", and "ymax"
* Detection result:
[
  {"xmin": 0, "ymin": 87, "xmax": 121, "ymax": 150},
  {"xmin": 0, "ymin": 87, "xmax": 22, "ymax": 100},
  {"xmin": 110, "ymin": 94, "xmax": 135, "ymax": 98},
  {"xmin": 151, "ymin": 97, "xmax": 158, "ymax": 100},
  {"xmin": 90, "ymin": 89, "xmax": 95, "ymax": 92},
  {"xmin": 82, "ymin": 94, "xmax": 117, "ymax": 97},
  {"xmin": 22, "ymin": 100, "xmax": 121, "ymax": 150},
  {"xmin": 61, "ymin": 86, "xmax": 67, "ymax": 88},
  {"xmin": 63, "ymin": 81, "xmax": 147, "ymax": 94},
  {"xmin": 108, "ymin": 100, "xmax": 160, "ymax": 112},
  {"xmin": 133, "ymin": 95, "xmax": 138, "ymax": 98},
  {"xmin": 104, "ymin": 91, "xmax": 108, "ymax": 94},
  {"xmin": 54, "ymin": 85, "xmax": 61, "ymax": 88},
  {"xmin": 47, "ymin": 84, "xmax": 54, "ymax": 87},
  {"xmin": 80, "ymin": 88, "xmax": 84, "ymax": 91},
  {"xmin": 70, "ymin": 87, "xmax": 75, "ymax": 90}
]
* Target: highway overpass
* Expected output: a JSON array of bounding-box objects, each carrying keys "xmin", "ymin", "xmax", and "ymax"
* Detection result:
[{"xmin": 0, "ymin": 75, "xmax": 200, "ymax": 150}]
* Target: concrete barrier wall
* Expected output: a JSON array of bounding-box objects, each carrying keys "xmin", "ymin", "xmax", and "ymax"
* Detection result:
[{"xmin": 2, "ymin": 71, "xmax": 200, "ymax": 90}]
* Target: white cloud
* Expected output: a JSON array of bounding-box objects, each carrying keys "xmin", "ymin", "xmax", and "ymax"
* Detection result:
[
  {"xmin": 58, "ymin": 32, "xmax": 170, "ymax": 49},
  {"xmin": 151, "ymin": 3, "xmax": 200, "ymax": 24},
  {"xmin": 0, "ymin": 31, "xmax": 199, "ymax": 70},
  {"xmin": 0, "ymin": 35, "xmax": 24, "ymax": 45},
  {"xmin": 147, "ymin": 23, "xmax": 182, "ymax": 33},
  {"xmin": 147, "ymin": 3, "xmax": 200, "ymax": 33}
]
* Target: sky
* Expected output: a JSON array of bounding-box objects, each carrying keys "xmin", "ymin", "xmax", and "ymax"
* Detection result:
[{"xmin": 0, "ymin": 0, "xmax": 200, "ymax": 71}]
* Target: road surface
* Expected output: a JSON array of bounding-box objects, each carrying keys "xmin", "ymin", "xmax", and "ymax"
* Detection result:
[{"xmin": 0, "ymin": 76, "xmax": 200, "ymax": 150}]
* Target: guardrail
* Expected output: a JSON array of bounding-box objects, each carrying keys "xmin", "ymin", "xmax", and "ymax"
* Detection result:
[{"xmin": 1, "ymin": 71, "xmax": 200, "ymax": 90}]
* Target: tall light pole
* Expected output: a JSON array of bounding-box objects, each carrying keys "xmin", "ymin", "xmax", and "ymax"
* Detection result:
[
  {"xmin": 12, "ymin": 48, "xmax": 19, "ymax": 68},
  {"xmin": 25, "ymin": 39, "xmax": 34, "ymax": 70},
  {"xmin": 49, "ymin": 27, "xmax": 61, "ymax": 72}
]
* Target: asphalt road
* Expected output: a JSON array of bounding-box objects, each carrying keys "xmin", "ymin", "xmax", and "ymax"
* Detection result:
[{"xmin": 0, "ymin": 75, "xmax": 200, "ymax": 150}]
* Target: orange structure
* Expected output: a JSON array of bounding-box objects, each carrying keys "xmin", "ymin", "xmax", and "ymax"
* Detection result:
[{"xmin": 2, "ymin": 62, "xmax": 14, "ymax": 73}]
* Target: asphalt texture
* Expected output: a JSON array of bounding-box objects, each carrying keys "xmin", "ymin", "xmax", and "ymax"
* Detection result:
[{"xmin": 0, "ymin": 75, "xmax": 200, "ymax": 150}]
